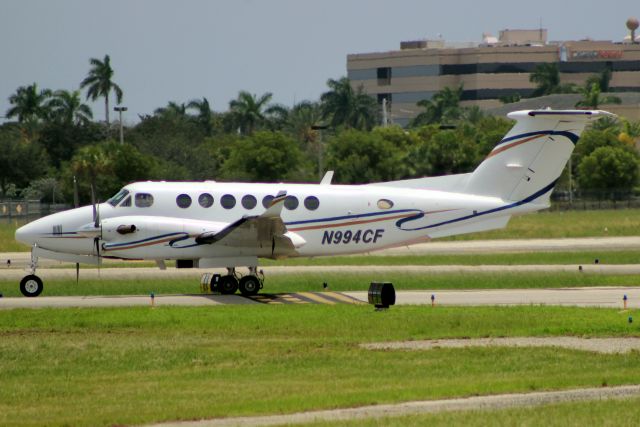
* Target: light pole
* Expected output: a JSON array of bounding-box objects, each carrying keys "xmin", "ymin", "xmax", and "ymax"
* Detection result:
[{"xmin": 113, "ymin": 106, "xmax": 128, "ymax": 144}]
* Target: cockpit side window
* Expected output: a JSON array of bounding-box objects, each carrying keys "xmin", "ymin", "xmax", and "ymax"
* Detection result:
[
  {"xmin": 108, "ymin": 189, "xmax": 130, "ymax": 207},
  {"xmin": 120, "ymin": 196, "xmax": 132, "ymax": 207},
  {"xmin": 135, "ymin": 193, "xmax": 154, "ymax": 208}
]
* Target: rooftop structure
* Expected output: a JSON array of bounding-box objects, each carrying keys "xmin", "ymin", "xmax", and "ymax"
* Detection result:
[{"xmin": 347, "ymin": 23, "xmax": 640, "ymax": 126}]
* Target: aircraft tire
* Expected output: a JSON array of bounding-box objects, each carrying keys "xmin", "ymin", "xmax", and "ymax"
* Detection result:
[
  {"xmin": 20, "ymin": 275, "xmax": 44, "ymax": 297},
  {"xmin": 219, "ymin": 275, "xmax": 239, "ymax": 295},
  {"xmin": 239, "ymin": 275, "xmax": 260, "ymax": 296}
]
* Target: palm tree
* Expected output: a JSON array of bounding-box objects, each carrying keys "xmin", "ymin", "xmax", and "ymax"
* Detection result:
[
  {"xmin": 80, "ymin": 54, "xmax": 123, "ymax": 125},
  {"xmin": 411, "ymin": 85, "xmax": 463, "ymax": 126},
  {"xmin": 6, "ymin": 83, "xmax": 52, "ymax": 124},
  {"xmin": 154, "ymin": 101, "xmax": 188, "ymax": 120},
  {"xmin": 320, "ymin": 77, "xmax": 377, "ymax": 130},
  {"xmin": 586, "ymin": 68, "xmax": 612, "ymax": 93},
  {"xmin": 46, "ymin": 89, "xmax": 93, "ymax": 125},
  {"xmin": 286, "ymin": 101, "xmax": 324, "ymax": 145},
  {"xmin": 575, "ymin": 83, "xmax": 621, "ymax": 109},
  {"xmin": 187, "ymin": 97, "xmax": 214, "ymax": 135},
  {"xmin": 530, "ymin": 63, "xmax": 561, "ymax": 96},
  {"xmin": 228, "ymin": 91, "xmax": 275, "ymax": 135}
]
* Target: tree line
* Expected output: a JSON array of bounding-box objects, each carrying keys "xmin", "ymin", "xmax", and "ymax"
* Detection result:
[{"xmin": 1, "ymin": 55, "xmax": 639, "ymax": 205}]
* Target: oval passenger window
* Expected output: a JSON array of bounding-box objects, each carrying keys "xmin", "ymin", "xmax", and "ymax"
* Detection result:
[
  {"xmin": 242, "ymin": 195, "xmax": 257, "ymax": 210},
  {"xmin": 262, "ymin": 195, "xmax": 274, "ymax": 208},
  {"xmin": 198, "ymin": 193, "xmax": 214, "ymax": 208},
  {"xmin": 377, "ymin": 199, "xmax": 394, "ymax": 209},
  {"xmin": 176, "ymin": 194, "xmax": 192, "ymax": 209},
  {"xmin": 304, "ymin": 196, "xmax": 320, "ymax": 210},
  {"xmin": 221, "ymin": 194, "xmax": 236, "ymax": 209},
  {"xmin": 284, "ymin": 195, "xmax": 299, "ymax": 210}
]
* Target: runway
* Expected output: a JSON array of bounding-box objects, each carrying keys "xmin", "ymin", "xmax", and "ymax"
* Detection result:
[
  {"xmin": 1, "ymin": 264, "xmax": 640, "ymax": 282},
  {"xmin": 2, "ymin": 236, "xmax": 640, "ymax": 269},
  {"xmin": 1, "ymin": 287, "xmax": 638, "ymax": 309}
]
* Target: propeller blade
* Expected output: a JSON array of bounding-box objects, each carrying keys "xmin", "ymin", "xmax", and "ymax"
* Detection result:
[
  {"xmin": 76, "ymin": 262, "xmax": 79, "ymax": 284},
  {"xmin": 90, "ymin": 182, "xmax": 97, "ymax": 225},
  {"xmin": 73, "ymin": 176, "xmax": 79, "ymax": 208}
]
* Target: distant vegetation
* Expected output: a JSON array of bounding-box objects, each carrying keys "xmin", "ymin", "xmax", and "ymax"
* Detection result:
[{"xmin": 1, "ymin": 55, "xmax": 639, "ymax": 204}]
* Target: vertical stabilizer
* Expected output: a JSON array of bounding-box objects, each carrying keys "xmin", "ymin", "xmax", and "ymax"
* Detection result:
[{"xmin": 464, "ymin": 110, "xmax": 614, "ymax": 202}]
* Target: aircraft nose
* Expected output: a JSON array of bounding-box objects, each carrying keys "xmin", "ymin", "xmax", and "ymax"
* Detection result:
[{"xmin": 15, "ymin": 222, "xmax": 37, "ymax": 246}]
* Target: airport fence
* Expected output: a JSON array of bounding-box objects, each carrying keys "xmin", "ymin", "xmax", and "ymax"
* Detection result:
[
  {"xmin": 0, "ymin": 200, "xmax": 70, "ymax": 224},
  {"xmin": 550, "ymin": 190, "xmax": 640, "ymax": 211}
]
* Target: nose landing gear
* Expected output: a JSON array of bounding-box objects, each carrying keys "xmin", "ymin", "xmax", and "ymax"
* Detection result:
[{"xmin": 20, "ymin": 248, "xmax": 43, "ymax": 297}]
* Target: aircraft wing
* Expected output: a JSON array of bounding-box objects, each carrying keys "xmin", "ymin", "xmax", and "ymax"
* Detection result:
[{"xmin": 194, "ymin": 191, "xmax": 304, "ymax": 258}]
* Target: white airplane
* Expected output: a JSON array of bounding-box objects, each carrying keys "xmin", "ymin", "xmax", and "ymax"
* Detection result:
[{"xmin": 15, "ymin": 109, "xmax": 612, "ymax": 297}]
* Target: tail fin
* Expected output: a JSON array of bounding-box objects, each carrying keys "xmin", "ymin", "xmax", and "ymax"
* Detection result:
[{"xmin": 464, "ymin": 110, "xmax": 615, "ymax": 202}]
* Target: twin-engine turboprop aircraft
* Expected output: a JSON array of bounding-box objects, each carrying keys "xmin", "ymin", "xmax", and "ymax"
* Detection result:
[{"xmin": 15, "ymin": 110, "xmax": 612, "ymax": 297}]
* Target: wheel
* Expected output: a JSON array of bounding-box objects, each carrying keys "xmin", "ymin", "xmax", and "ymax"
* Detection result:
[
  {"xmin": 219, "ymin": 275, "xmax": 239, "ymax": 295},
  {"xmin": 239, "ymin": 275, "xmax": 261, "ymax": 296},
  {"xmin": 20, "ymin": 275, "xmax": 43, "ymax": 297}
]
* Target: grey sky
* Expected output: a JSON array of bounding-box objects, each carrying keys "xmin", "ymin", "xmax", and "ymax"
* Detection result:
[{"xmin": 1, "ymin": 0, "xmax": 638, "ymax": 122}]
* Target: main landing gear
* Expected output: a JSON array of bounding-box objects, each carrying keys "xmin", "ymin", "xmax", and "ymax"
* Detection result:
[
  {"xmin": 203, "ymin": 267, "xmax": 263, "ymax": 297},
  {"xmin": 20, "ymin": 249, "xmax": 44, "ymax": 297}
]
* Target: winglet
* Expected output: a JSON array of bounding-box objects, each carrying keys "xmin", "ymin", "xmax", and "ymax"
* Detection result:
[
  {"xmin": 320, "ymin": 171, "xmax": 334, "ymax": 185},
  {"xmin": 262, "ymin": 190, "xmax": 287, "ymax": 218}
]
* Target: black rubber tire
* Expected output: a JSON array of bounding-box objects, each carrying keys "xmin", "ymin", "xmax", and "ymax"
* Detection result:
[
  {"xmin": 20, "ymin": 275, "xmax": 43, "ymax": 297},
  {"xmin": 239, "ymin": 275, "xmax": 261, "ymax": 296},
  {"xmin": 219, "ymin": 275, "xmax": 239, "ymax": 295}
]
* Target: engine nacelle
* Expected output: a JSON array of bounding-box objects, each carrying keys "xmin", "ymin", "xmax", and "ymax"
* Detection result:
[{"xmin": 100, "ymin": 216, "xmax": 227, "ymax": 243}]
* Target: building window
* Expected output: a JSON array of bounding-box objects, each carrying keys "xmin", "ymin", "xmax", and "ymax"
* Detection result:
[
  {"xmin": 198, "ymin": 193, "xmax": 214, "ymax": 208},
  {"xmin": 284, "ymin": 195, "xmax": 299, "ymax": 210},
  {"xmin": 304, "ymin": 196, "xmax": 320, "ymax": 211},
  {"xmin": 241, "ymin": 195, "xmax": 257, "ymax": 210},
  {"xmin": 377, "ymin": 67, "xmax": 391, "ymax": 85},
  {"xmin": 377, "ymin": 93, "xmax": 392, "ymax": 106},
  {"xmin": 135, "ymin": 193, "xmax": 154, "ymax": 208},
  {"xmin": 221, "ymin": 194, "xmax": 236, "ymax": 209},
  {"xmin": 377, "ymin": 199, "xmax": 394, "ymax": 209},
  {"xmin": 176, "ymin": 194, "xmax": 192, "ymax": 209}
]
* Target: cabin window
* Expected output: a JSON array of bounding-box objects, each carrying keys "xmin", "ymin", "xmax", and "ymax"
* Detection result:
[
  {"xmin": 120, "ymin": 196, "xmax": 132, "ymax": 207},
  {"xmin": 377, "ymin": 199, "xmax": 394, "ymax": 209},
  {"xmin": 242, "ymin": 195, "xmax": 257, "ymax": 210},
  {"xmin": 262, "ymin": 195, "xmax": 274, "ymax": 208},
  {"xmin": 135, "ymin": 193, "xmax": 154, "ymax": 208},
  {"xmin": 108, "ymin": 189, "xmax": 129, "ymax": 207},
  {"xmin": 176, "ymin": 194, "xmax": 192, "ymax": 209},
  {"xmin": 221, "ymin": 194, "xmax": 236, "ymax": 209},
  {"xmin": 284, "ymin": 195, "xmax": 299, "ymax": 210},
  {"xmin": 198, "ymin": 193, "xmax": 214, "ymax": 208},
  {"xmin": 304, "ymin": 196, "xmax": 320, "ymax": 211}
]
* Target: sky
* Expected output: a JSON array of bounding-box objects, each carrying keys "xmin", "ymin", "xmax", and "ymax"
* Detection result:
[{"xmin": 1, "ymin": 0, "xmax": 638, "ymax": 123}]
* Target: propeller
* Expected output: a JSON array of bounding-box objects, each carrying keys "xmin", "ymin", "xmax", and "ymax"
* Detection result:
[
  {"xmin": 74, "ymin": 175, "xmax": 80, "ymax": 279},
  {"xmin": 90, "ymin": 182, "xmax": 102, "ymax": 267},
  {"xmin": 73, "ymin": 175, "xmax": 79, "ymax": 208}
]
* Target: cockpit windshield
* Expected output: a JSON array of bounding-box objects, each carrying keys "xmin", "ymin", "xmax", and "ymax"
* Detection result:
[{"xmin": 107, "ymin": 189, "xmax": 130, "ymax": 207}]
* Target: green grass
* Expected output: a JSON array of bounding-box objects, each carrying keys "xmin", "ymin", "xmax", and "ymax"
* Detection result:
[
  {"xmin": 1, "ymin": 271, "xmax": 640, "ymax": 297},
  {"xmin": 2, "ymin": 208, "xmax": 640, "ymax": 252},
  {"xmin": 301, "ymin": 396, "xmax": 640, "ymax": 426},
  {"xmin": 444, "ymin": 208, "xmax": 640, "ymax": 240},
  {"xmin": 264, "ymin": 250, "xmax": 640, "ymax": 266},
  {"xmin": 0, "ymin": 220, "xmax": 28, "ymax": 252},
  {"xmin": 2, "ymin": 305, "xmax": 640, "ymax": 426}
]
